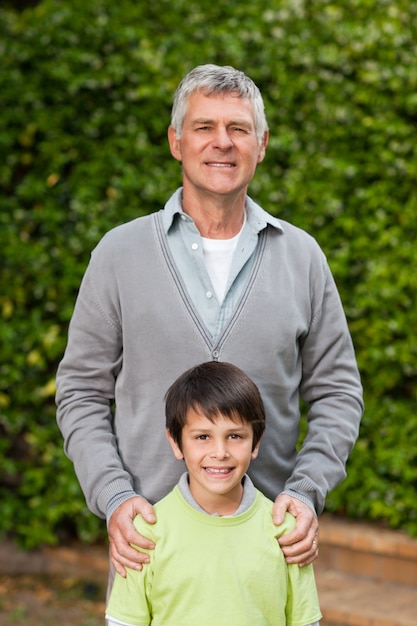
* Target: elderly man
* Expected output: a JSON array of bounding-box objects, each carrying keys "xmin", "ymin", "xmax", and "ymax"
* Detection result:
[{"xmin": 56, "ymin": 64, "xmax": 363, "ymax": 584}]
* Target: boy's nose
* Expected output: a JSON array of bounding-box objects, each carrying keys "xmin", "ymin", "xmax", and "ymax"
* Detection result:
[{"xmin": 210, "ymin": 441, "xmax": 230, "ymax": 459}]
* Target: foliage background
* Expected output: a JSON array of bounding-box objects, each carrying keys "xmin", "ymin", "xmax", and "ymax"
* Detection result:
[{"xmin": 1, "ymin": 0, "xmax": 416, "ymax": 548}]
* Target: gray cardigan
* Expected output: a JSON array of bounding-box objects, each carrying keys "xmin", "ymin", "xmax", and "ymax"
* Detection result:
[{"xmin": 56, "ymin": 207, "xmax": 363, "ymax": 520}]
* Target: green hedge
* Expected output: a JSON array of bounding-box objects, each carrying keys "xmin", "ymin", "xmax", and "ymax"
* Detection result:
[{"xmin": 1, "ymin": 0, "xmax": 416, "ymax": 547}]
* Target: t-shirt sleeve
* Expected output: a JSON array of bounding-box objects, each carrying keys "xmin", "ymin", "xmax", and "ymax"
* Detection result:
[
  {"xmin": 106, "ymin": 558, "xmax": 152, "ymax": 626},
  {"xmin": 106, "ymin": 515, "xmax": 155, "ymax": 626},
  {"xmin": 273, "ymin": 513, "xmax": 321, "ymax": 626},
  {"xmin": 285, "ymin": 561, "xmax": 322, "ymax": 626}
]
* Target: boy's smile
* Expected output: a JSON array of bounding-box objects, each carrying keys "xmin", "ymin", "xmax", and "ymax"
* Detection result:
[{"xmin": 166, "ymin": 407, "xmax": 261, "ymax": 516}]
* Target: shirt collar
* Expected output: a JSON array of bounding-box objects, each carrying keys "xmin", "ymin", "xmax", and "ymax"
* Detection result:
[
  {"xmin": 160, "ymin": 187, "xmax": 284, "ymax": 235},
  {"xmin": 177, "ymin": 472, "xmax": 257, "ymax": 516}
]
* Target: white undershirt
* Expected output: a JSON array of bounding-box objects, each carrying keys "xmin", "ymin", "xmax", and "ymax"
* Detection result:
[{"xmin": 201, "ymin": 215, "xmax": 246, "ymax": 304}]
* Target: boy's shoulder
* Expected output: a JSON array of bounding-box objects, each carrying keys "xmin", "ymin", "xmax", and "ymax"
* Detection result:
[
  {"xmin": 132, "ymin": 487, "xmax": 179, "ymax": 538},
  {"xmin": 132, "ymin": 487, "xmax": 298, "ymax": 540}
]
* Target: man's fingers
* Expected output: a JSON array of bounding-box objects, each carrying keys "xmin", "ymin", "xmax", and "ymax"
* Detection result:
[
  {"xmin": 272, "ymin": 494, "xmax": 319, "ymax": 566},
  {"xmin": 294, "ymin": 534, "xmax": 319, "ymax": 567},
  {"xmin": 108, "ymin": 496, "xmax": 156, "ymax": 574},
  {"xmin": 272, "ymin": 494, "xmax": 293, "ymax": 525},
  {"xmin": 281, "ymin": 528, "xmax": 319, "ymax": 566},
  {"xmin": 109, "ymin": 538, "xmax": 150, "ymax": 576},
  {"xmin": 278, "ymin": 514, "xmax": 318, "ymax": 546}
]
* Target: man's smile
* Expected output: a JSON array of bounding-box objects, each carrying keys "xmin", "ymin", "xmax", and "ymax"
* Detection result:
[{"xmin": 205, "ymin": 162, "xmax": 235, "ymax": 167}]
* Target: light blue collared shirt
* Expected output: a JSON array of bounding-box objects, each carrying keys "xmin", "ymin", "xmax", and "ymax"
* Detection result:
[{"xmin": 160, "ymin": 188, "xmax": 283, "ymax": 340}]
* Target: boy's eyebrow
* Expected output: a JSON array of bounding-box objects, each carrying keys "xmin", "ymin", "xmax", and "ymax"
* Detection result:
[{"xmin": 187, "ymin": 424, "xmax": 252, "ymax": 434}]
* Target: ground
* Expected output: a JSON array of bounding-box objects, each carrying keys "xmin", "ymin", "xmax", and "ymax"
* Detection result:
[{"xmin": 0, "ymin": 574, "xmax": 105, "ymax": 626}]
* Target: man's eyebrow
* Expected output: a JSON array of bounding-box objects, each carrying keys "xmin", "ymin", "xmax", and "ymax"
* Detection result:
[
  {"xmin": 191, "ymin": 117, "xmax": 215, "ymax": 125},
  {"xmin": 190, "ymin": 117, "xmax": 253, "ymax": 128}
]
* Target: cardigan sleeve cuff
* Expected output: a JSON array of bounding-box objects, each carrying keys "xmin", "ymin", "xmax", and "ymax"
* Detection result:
[
  {"xmin": 96, "ymin": 478, "xmax": 140, "ymax": 525},
  {"xmin": 280, "ymin": 489, "xmax": 317, "ymax": 515}
]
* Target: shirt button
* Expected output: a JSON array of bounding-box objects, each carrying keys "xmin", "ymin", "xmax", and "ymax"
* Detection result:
[
  {"xmin": 180, "ymin": 214, "xmax": 187, "ymax": 221},
  {"xmin": 206, "ymin": 291, "xmax": 213, "ymax": 299},
  {"xmin": 191, "ymin": 243, "xmax": 199, "ymax": 250},
  {"xmin": 212, "ymin": 350, "xmax": 219, "ymax": 359}
]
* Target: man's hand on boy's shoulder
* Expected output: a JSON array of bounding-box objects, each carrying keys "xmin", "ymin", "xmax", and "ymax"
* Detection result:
[
  {"xmin": 272, "ymin": 494, "xmax": 319, "ymax": 567},
  {"xmin": 109, "ymin": 496, "xmax": 157, "ymax": 577}
]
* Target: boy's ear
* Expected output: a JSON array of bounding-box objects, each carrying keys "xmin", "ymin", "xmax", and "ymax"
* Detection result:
[
  {"xmin": 166, "ymin": 428, "xmax": 184, "ymax": 460},
  {"xmin": 251, "ymin": 434, "xmax": 263, "ymax": 460}
]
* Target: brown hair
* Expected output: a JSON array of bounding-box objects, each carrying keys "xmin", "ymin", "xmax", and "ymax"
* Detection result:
[{"xmin": 165, "ymin": 361, "xmax": 265, "ymax": 451}]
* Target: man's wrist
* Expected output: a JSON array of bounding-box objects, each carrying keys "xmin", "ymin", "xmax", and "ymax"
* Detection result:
[
  {"xmin": 96, "ymin": 478, "xmax": 139, "ymax": 525},
  {"xmin": 280, "ymin": 489, "xmax": 317, "ymax": 515},
  {"xmin": 106, "ymin": 490, "xmax": 140, "ymax": 526}
]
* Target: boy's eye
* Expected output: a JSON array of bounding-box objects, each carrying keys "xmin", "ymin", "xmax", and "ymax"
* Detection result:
[
  {"xmin": 229, "ymin": 433, "xmax": 242, "ymax": 439},
  {"xmin": 196, "ymin": 434, "xmax": 209, "ymax": 440}
]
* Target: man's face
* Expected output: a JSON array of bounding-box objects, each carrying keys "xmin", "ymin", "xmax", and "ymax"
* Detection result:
[{"xmin": 168, "ymin": 91, "xmax": 268, "ymax": 204}]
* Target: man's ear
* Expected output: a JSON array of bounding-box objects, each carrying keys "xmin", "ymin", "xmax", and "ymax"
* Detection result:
[
  {"xmin": 167, "ymin": 125, "xmax": 182, "ymax": 162},
  {"xmin": 166, "ymin": 428, "xmax": 184, "ymax": 460},
  {"xmin": 256, "ymin": 130, "xmax": 269, "ymax": 164}
]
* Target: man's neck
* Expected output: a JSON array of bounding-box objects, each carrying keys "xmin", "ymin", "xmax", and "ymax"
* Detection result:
[{"xmin": 181, "ymin": 188, "xmax": 246, "ymax": 239}]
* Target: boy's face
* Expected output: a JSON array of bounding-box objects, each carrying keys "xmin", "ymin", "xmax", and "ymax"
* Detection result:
[{"xmin": 166, "ymin": 407, "xmax": 261, "ymax": 515}]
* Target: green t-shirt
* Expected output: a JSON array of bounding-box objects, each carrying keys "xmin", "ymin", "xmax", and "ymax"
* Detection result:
[{"xmin": 106, "ymin": 486, "xmax": 321, "ymax": 626}]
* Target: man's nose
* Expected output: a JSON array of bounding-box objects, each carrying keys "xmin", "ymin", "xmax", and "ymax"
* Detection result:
[{"xmin": 212, "ymin": 127, "xmax": 233, "ymax": 150}]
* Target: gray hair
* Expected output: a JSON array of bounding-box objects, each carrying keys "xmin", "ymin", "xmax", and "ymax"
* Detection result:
[{"xmin": 171, "ymin": 64, "xmax": 268, "ymax": 144}]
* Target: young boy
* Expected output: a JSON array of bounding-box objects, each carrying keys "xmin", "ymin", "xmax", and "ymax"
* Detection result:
[{"xmin": 106, "ymin": 362, "xmax": 321, "ymax": 626}]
